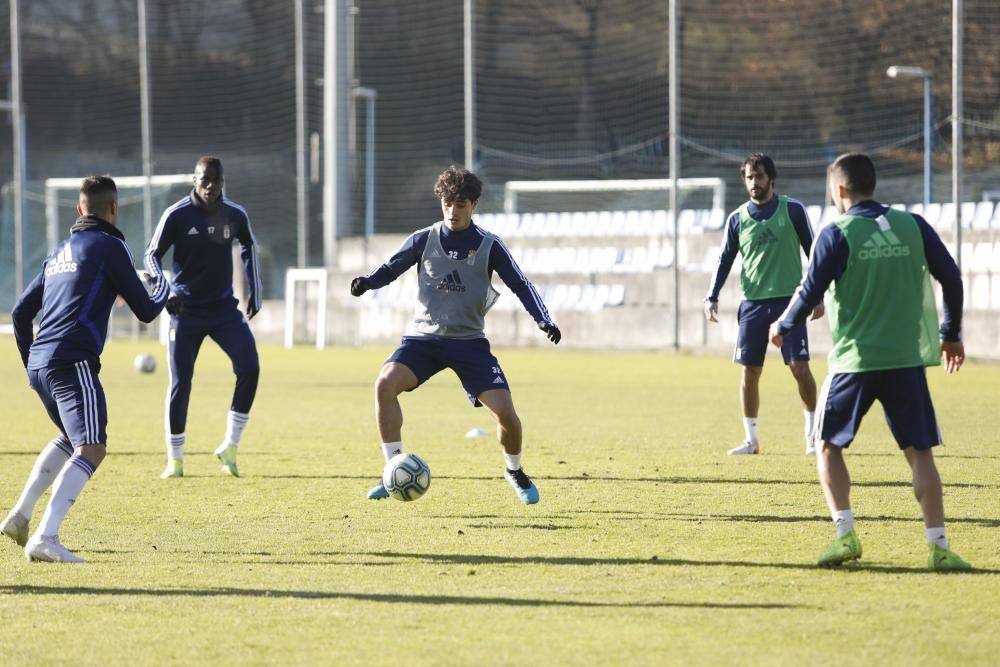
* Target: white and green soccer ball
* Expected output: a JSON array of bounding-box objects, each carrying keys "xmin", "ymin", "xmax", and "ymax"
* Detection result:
[{"xmin": 382, "ymin": 453, "xmax": 431, "ymax": 501}]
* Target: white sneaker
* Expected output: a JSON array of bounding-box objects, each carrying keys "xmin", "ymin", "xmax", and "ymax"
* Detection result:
[
  {"xmin": 24, "ymin": 534, "xmax": 85, "ymax": 563},
  {"xmin": 1, "ymin": 510, "xmax": 30, "ymax": 547},
  {"xmin": 727, "ymin": 441, "xmax": 759, "ymax": 455},
  {"xmin": 805, "ymin": 436, "xmax": 816, "ymax": 456}
]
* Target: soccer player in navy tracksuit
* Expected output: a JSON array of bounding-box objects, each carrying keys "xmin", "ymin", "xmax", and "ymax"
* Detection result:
[
  {"xmin": 2, "ymin": 176, "xmax": 169, "ymax": 563},
  {"xmin": 350, "ymin": 166, "xmax": 561, "ymax": 505},
  {"xmin": 144, "ymin": 157, "xmax": 262, "ymax": 479},
  {"xmin": 705, "ymin": 153, "xmax": 823, "ymax": 456}
]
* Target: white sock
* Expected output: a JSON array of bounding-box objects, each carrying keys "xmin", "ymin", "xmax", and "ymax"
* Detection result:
[
  {"xmin": 222, "ymin": 411, "xmax": 250, "ymax": 447},
  {"xmin": 381, "ymin": 442, "xmax": 402, "ymax": 462},
  {"xmin": 13, "ymin": 437, "xmax": 72, "ymax": 519},
  {"xmin": 503, "ymin": 451, "xmax": 522, "ymax": 471},
  {"xmin": 36, "ymin": 455, "xmax": 96, "ymax": 538},
  {"xmin": 742, "ymin": 417, "xmax": 759, "ymax": 445},
  {"xmin": 926, "ymin": 526, "xmax": 948, "ymax": 549},
  {"xmin": 804, "ymin": 411, "xmax": 816, "ymax": 437},
  {"xmin": 166, "ymin": 433, "xmax": 185, "ymax": 461},
  {"xmin": 833, "ymin": 509, "xmax": 855, "ymax": 538}
]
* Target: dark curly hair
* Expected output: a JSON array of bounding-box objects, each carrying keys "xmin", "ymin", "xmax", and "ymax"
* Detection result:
[
  {"xmin": 740, "ymin": 153, "xmax": 776, "ymax": 182},
  {"xmin": 434, "ymin": 166, "xmax": 482, "ymax": 203}
]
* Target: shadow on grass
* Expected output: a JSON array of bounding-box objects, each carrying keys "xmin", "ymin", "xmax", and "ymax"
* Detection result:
[
  {"xmin": 0, "ymin": 584, "xmax": 800, "ymax": 609},
  {"xmin": 311, "ymin": 551, "xmax": 1000, "ymax": 575}
]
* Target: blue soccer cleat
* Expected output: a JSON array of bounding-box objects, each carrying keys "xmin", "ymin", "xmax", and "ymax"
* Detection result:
[
  {"xmin": 504, "ymin": 468, "xmax": 540, "ymax": 505},
  {"xmin": 367, "ymin": 482, "xmax": 389, "ymax": 500}
]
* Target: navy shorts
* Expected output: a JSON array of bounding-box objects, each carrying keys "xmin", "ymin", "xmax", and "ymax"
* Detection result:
[
  {"xmin": 734, "ymin": 297, "xmax": 809, "ymax": 366},
  {"xmin": 387, "ymin": 336, "xmax": 510, "ymax": 407},
  {"xmin": 28, "ymin": 362, "xmax": 108, "ymax": 447},
  {"xmin": 816, "ymin": 367, "xmax": 941, "ymax": 450}
]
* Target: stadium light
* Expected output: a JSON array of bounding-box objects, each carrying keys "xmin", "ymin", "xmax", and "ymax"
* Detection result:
[{"xmin": 886, "ymin": 65, "xmax": 933, "ymax": 209}]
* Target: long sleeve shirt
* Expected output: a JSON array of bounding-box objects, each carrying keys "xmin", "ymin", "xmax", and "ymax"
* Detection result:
[
  {"xmin": 13, "ymin": 216, "xmax": 168, "ymax": 370},
  {"xmin": 364, "ymin": 221, "xmax": 554, "ymax": 326},
  {"xmin": 777, "ymin": 200, "xmax": 962, "ymax": 342},
  {"xmin": 144, "ymin": 192, "xmax": 262, "ymax": 313},
  {"xmin": 706, "ymin": 195, "xmax": 813, "ymax": 302}
]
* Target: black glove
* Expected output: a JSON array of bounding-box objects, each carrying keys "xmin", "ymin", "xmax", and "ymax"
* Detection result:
[
  {"xmin": 165, "ymin": 295, "xmax": 183, "ymax": 316},
  {"xmin": 246, "ymin": 303, "xmax": 260, "ymax": 321},
  {"xmin": 350, "ymin": 276, "xmax": 371, "ymax": 297},
  {"xmin": 539, "ymin": 322, "xmax": 561, "ymax": 345}
]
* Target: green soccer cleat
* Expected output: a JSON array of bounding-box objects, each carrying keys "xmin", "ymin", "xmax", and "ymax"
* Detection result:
[
  {"xmin": 817, "ymin": 530, "xmax": 862, "ymax": 567},
  {"xmin": 214, "ymin": 445, "xmax": 240, "ymax": 477},
  {"xmin": 159, "ymin": 459, "xmax": 184, "ymax": 479},
  {"xmin": 929, "ymin": 544, "xmax": 972, "ymax": 572}
]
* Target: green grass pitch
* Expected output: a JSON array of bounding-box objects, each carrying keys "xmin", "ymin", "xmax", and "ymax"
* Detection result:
[{"xmin": 0, "ymin": 341, "xmax": 998, "ymax": 665}]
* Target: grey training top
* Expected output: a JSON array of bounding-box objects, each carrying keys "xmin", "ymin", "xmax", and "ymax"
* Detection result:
[{"xmin": 406, "ymin": 222, "xmax": 500, "ymax": 339}]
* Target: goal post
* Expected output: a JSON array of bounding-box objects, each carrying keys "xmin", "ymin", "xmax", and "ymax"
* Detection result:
[
  {"xmin": 284, "ymin": 268, "xmax": 328, "ymax": 349},
  {"xmin": 44, "ymin": 174, "xmax": 192, "ymax": 251},
  {"xmin": 502, "ymin": 178, "xmax": 726, "ymax": 220}
]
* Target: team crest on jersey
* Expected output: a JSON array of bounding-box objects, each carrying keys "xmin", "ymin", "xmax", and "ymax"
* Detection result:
[
  {"xmin": 466, "ymin": 249, "xmax": 476, "ymax": 265},
  {"xmin": 224, "ymin": 224, "xmax": 231, "ymax": 239}
]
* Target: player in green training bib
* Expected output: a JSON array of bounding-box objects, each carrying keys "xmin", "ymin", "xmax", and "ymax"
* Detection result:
[
  {"xmin": 771, "ymin": 153, "xmax": 970, "ymax": 571},
  {"xmin": 705, "ymin": 154, "xmax": 824, "ymax": 456}
]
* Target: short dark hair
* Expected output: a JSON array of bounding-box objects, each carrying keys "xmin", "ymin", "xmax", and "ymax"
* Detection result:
[
  {"xmin": 196, "ymin": 155, "xmax": 223, "ymax": 173},
  {"xmin": 829, "ymin": 153, "xmax": 876, "ymax": 197},
  {"xmin": 79, "ymin": 175, "xmax": 118, "ymax": 215},
  {"xmin": 741, "ymin": 153, "xmax": 777, "ymax": 181},
  {"xmin": 434, "ymin": 166, "xmax": 482, "ymax": 202}
]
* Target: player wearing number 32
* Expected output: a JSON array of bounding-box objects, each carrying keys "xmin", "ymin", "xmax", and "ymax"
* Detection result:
[
  {"xmin": 770, "ymin": 153, "xmax": 970, "ymax": 571},
  {"xmin": 350, "ymin": 166, "xmax": 561, "ymax": 505}
]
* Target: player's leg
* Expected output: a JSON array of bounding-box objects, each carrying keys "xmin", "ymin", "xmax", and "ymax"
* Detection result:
[
  {"xmin": 161, "ymin": 314, "xmax": 206, "ymax": 478},
  {"xmin": 731, "ymin": 300, "xmax": 767, "ymax": 454},
  {"xmin": 781, "ymin": 317, "xmax": 818, "ymax": 455},
  {"xmin": 477, "ymin": 388, "xmax": 539, "ymax": 505},
  {"xmin": 1, "ymin": 370, "xmax": 73, "ymax": 547},
  {"xmin": 813, "ymin": 372, "xmax": 873, "ymax": 566},
  {"xmin": 368, "ymin": 339, "xmax": 439, "ymax": 500},
  {"xmin": 25, "ymin": 363, "xmax": 109, "ymax": 563},
  {"xmin": 882, "ymin": 367, "xmax": 971, "ymax": 571},
  {"xmin": 449, "ymin": 338, "xmax": 539, "ymax": 504},
  {"xmin": 209, "ymin": 310, "xmax": 261, "ymax": 477}
]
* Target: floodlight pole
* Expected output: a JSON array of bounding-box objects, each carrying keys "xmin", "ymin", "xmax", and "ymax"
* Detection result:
[
  {"xmin": 952, "ymin": 0, "xmax": 963, "ymax": 271},
  {"xmin": 668, "ymin": 0, "xmax": 680, "ymax": 350},
  {"xmin": 354, "ymin": 86, "xmax": 377, "ymax": 261},
  {"xmin": 463, "ymin": 0, "xmax": 475, "ymax": 169},
  {"xmin": 8, "ymin": 0, "xmax": 26, "ymax": 294},
  {"xmin": 138, "ymin": 0, "xmax": 154, "ymax": 245},
  {"xmin": 886, "ymin": 66, "xmax": 932, "ymax": 210},
  {"xmin": 323, "ymin": 0, "xmax": 350, "ymax": 268},
  {"xmin": 294, "ymin": 0, "xmax": 308, "ymax": 267}
]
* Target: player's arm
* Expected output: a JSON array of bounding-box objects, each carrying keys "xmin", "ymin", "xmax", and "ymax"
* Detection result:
[
  {"xmin": 489, "ymin": 239, "xmax": 560, "ymax": 344},
  {"xmin": 235, "ymin": 210, "xmax": 263, "ymax": 319},
  {"xmin": 144, "ymin": 207, "xmax": 181, "ymax": 314},
  {"xmin": 704, "ymin": 212, "xmax": 739, "ymax": 322},
  {"xmin": 11, "ymin": 271, "xmax": 44, "ymax": 368},
  {"xmin": 350, "ymin": 230, "xmax": 426, "ymax": 297},
  {"xmin": 772, "ymin": 224, "xmax": 847, "ymax": 345},
  {"xmin": 789, "ymin": 199, "xmax": 824, "ymax": 320},
  {"xmin": 916, "ymin": 215, "xmax": 965, "ymax": 372},
  {"xmin": 111, "ymin": 240, "xmax": 168, "ymax": 323}
]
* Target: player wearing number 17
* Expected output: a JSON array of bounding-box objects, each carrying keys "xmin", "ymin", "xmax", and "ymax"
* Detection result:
[
  {"xmin": 770, "ymin": 153, "xmax": 970, "ymax": 571},
  {"xmin": 349, "ymin": 166, "xmax": 561, "ymax": 505}
]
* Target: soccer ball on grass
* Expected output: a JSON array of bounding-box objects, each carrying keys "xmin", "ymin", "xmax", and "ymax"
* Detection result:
[
  {"xmin": 382, "ymin": 453, "xmax": 431, "ymax": 501},
  {"xmin": 134, "ymin": 353, "xmax": 157, "ymax": 374}
]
